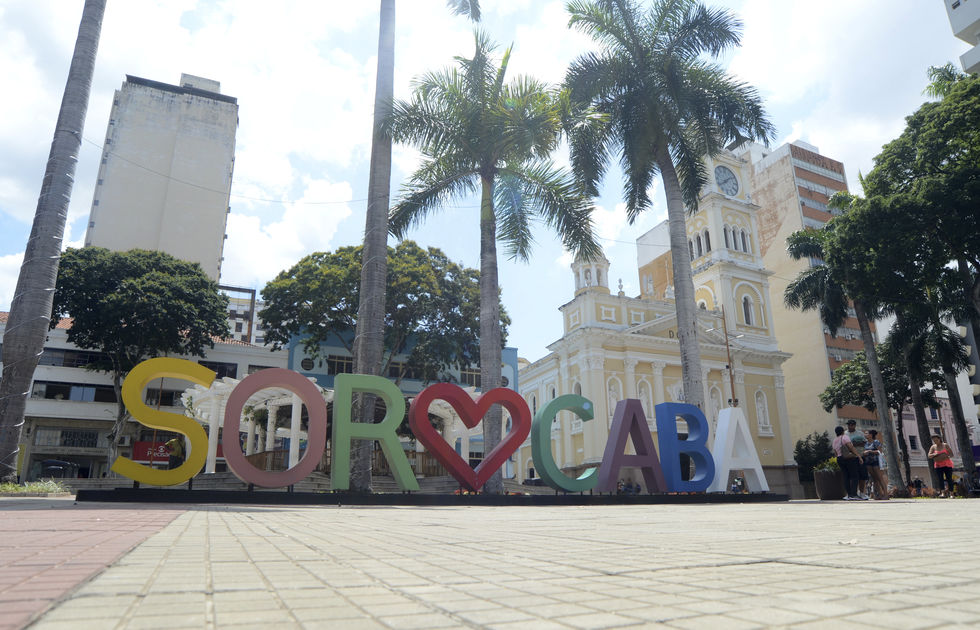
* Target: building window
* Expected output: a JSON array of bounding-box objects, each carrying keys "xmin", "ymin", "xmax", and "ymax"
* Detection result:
[
  {"xmin": 326, "ymin": 355, "xmax": 354, "ymax": 376},
  {"xmin": 689, "ymin": 240, "xmax": 694, "ymax": 261},
  {"xmin": 695, "ymin": 235, "xmax": 703, "ymax": 258},
  {"xmin": 909, "ymin": 435, "xmax": 919, "ymax": 451},
  {"xmin": 145, "ymin": 389, "xmax": 185, "ymax": 407},
  {"xmin": 742, "ymin": 296, "xmax": 754, "ymax": 326},
  {"xmin": 31, "ymin": 381, "xmax": 116, "ymax": 403},
  {"xmin": 248, "ymin": 365, "xmax": 273, "ymax": 375},
  {"xmin": 724, "ymin": 225, "xmax": 731, "ymax": 248},
  {"xmin": 300, "ymin": 358, "xmax": 315, "ymax": 371},
  {"xmin": 741, "ymin": 229, "xmax": 750, "ymax": 253},
  {"xmin": 234, "ymin": 322, "xmax": 243, "ymax": 333},
  {"xmin": 930, "ymin": 407, "xmax": 938, "ymax": 419},
  {"xmin": 199, "ymin": 360, "xmax": 238, "ymax": 380},
  {"xmin": 704, "ymin": 230, "xmax": 711, "ymax": 252}
]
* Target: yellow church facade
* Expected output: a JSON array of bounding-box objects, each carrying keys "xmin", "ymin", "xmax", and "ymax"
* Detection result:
[{"xmin": 515, "ymin": 151, "xmax": 802, "ymax": 497}]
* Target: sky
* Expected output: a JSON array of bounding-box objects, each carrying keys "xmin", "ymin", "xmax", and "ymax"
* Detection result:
[{"xmin": 0, "ymin": 0, "xmax": 970, "ymax": 363}]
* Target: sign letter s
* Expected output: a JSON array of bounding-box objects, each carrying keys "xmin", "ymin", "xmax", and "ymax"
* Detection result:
[{"xmin": 111, "ymin": 358, "xmax": 216, "ymax": 486}]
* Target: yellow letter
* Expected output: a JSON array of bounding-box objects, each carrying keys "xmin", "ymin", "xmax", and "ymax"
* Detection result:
[{"xmin": 111, "ymin": 358, "xmax": 216, "ymax": 486}]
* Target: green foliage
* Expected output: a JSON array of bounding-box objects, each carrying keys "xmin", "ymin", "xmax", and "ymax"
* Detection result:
[
  {"xmin": 563, "ymin": 0, "xmax": 775, "ymax": 214},
  {"xmin": 820, "ymin": 343, "xmax": 942, "ymax": 414},
  {"xmin": 260, "ymin": 241, "xmax": 507, "ymax": 384},
  {"xmin": 813, "ymin": 457, "xmax": 839, "ymax": 473},
  {"xmin": 51, "ymin": 247, "xmax": 230, "ymax": 374},
  {"xmin": 0, "ymin": 480, "xmax": 70, "ymax": 493},
  {"xmin": 385, "ymin": 32, "xmax": 601, "ymax": 262},
  {"xmin": 794, "ymin": 431, "xmax": 834, "ymax": 482}
]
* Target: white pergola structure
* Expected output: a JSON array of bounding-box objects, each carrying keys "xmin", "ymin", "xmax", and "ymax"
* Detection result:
[{"xmin": 181, "ymin": 375, "xmax": 332, "ymax": 473}]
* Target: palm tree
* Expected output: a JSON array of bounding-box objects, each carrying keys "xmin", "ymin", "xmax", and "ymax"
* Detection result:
[
  {"xmin": 923, "ymin": 62, "xmax": 966, "ymax": 99},
  {"xmin": 0, "ymin": 0, "xmax": 106, "ymax": 482},
  {"xmin": 385, "ymin": 33, "xmax": 601, "ymax": 493},
  {"xmin": 563, "ymin": 0, "xmax": 774, "ymax": 410},
  {"xmin": 783, "ymin": 225, "xmax": 905, "ymax": 493},
  {"xmin": 350, "ymin": 0, "xmax": 481, "ymax": 493}
]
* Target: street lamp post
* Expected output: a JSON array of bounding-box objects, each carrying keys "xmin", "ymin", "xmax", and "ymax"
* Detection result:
[{"xmin": 708, "ymin": 305, "xmax": 743, "ymax": 408}]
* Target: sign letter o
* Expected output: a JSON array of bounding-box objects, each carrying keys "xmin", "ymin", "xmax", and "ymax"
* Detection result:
[{"xmin": 222, "ymin": 368, "xmax": 327, "ymax": 487}]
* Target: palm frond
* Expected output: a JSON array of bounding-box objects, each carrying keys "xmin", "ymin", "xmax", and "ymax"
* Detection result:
[
  {"xmin": 446, "ymin": 0, "xmax": 481, "ymax": 22},
  {"xmin": 502, "ymin": 160, "xmax": 602, "ymax": 261},
  {"xmin": 389, "ymin": 159, "xmax": 478, "ymax": 237},
  {"xmin": 785, "ymin": 229, "xmax": 826, "ymax": 261},
  {"xmin": 494, "ymin": 175, "xmax": 536, "ymax": 262}
]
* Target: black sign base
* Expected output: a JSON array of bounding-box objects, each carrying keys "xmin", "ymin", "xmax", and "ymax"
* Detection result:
[{"xmin": 75, "ymin": 488, "xmax": 789, "ymax": 506}]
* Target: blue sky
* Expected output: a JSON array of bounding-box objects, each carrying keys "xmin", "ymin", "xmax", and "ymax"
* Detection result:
[{"xmin": 0, "ymin": 1, "xmax": 969, "ymax": 362}]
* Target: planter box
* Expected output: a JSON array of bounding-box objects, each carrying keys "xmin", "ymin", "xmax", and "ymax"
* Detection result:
[{"xmin": 814, "ymin": 469, "xmax": 845, "ymax": 500}]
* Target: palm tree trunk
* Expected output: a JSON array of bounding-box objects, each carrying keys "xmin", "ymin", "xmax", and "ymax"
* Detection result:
[
  {"xmin": 657, "ymin": 150, "xmax": 704, "ymax": 411},
  {"xmin": 890, "ymin": 404, "xmax": 912, "ymax": 487},
  {"xmin": 349, "ymin": 0, "xmax": 396, "ymax": 493},
  {"xmin": 853, "ymin": 300, "xmax": 904, "ymax": 493},
  {"xmin": 479, "ymin": 177, "xmax": 503, "ymax": 494},
  {"xmin": 941, "ymin": 362, "xmax": 977, "ymax": 474},
  {"xmin": 905, "ymin": 357, "xmax": 942, "ymax": 489},
  {"xmin": 0, "ymin": 0, "xmax": 105, "ymax": 482}
]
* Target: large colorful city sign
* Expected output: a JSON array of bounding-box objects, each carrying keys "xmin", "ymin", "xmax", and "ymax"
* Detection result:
[{"xmin": 114, "ymin": 358, "xmax": 769, "ymax": 493}]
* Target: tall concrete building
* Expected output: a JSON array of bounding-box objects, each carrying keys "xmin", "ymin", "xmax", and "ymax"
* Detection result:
[
  {"xmin": 734, "ymin": 141, "xmax": 877, "ymax": 443},
  {"xmin": 945, "ymin": 0, "xmax": 980, "ymax": 74},
  {"xmin": 84, "ymin": 74, "xmax": 238, "ymax": 280}
]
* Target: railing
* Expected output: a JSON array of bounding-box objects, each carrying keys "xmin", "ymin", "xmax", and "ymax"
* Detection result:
[{"xmin": 245, "ymin": 447, "xmax": 447, "ymax": 477}]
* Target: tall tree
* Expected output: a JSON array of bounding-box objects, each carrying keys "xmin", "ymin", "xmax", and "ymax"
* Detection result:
[
  {"xmin": 351, "ymin": 0, "xmax": 482, "ymax": 494},
  {"xmin": 51, "ymin": 248, "xmax": 230, "ymax": 467},
  {"xmin": 0, "ymin": 0, "xmax": 106, "ymax": 482},
  {"xmin": 385, "ymin": 33, "xmax": 601, "ymax": 493},
  {"xmin": 562, "ymin": 0, "xmax": 774, "ymax": 410},
  {"xmin": 261, "ymin": 241, "xmax": 507, "ymax": 385}
]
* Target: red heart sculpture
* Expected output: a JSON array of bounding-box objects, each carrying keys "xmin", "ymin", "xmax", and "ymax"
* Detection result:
[{"xmin": 409, "ymin": 382, "xmax": 531, "ymax": 492}]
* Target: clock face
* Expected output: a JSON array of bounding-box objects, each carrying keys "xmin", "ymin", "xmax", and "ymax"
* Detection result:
[{"xmin": 715, "ymin": 165, "xmax": 739, "ymax": 196}]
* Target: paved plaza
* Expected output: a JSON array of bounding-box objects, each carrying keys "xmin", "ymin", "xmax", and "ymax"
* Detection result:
[{"xmin": 2, "ymin": 497, "xmax": 979, "ymax": 629}]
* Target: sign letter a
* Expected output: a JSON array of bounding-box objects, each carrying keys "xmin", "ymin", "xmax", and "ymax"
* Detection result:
[
  {"xmin": 707, "ymin": 407, "xmax": 769, "ymax": 492},
  {"xmin": 596, "ymin": 399, "xmax": 667, "ymax": 493}
]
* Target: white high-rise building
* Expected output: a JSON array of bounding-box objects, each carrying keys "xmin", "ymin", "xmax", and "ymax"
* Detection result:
[
  {"xmin": 84, "ymin": 73, "xmax": 238, "ymax": 280},
  {"xmin": 945, "ymin": 0, "xmax": 980, "ymax": 74}
]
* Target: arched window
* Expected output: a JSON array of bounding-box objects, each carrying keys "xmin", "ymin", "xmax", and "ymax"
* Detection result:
[
  {"xmin": 550, "ymin": 386, "xmax": 557, "ymax": 400},
  {"xmin": 742, "ymin": 295, "xmax": 753, "ymax": 325},
  {"xmin": 573, "ymin": 382, "xmax": 582, "ymax": 396},
  {"xmin": 695, "ymin": 235, "xmax": 703, "ymax": 258},
  {"xmin": 741, "ymin": 229, "xmax": 749, "ymax": 253},
  {"xmin": 724, "ymin": 225, "xmax": 731, "ymax": 248},
  {"xmin": 704, "ymin": 230, "xmax": 711, "ymax": 252},
  {"xmin": 689, "ymin": 240, "xmax": 694, "ymax": 261},
  {"xmin": 530, "ymin": 394, "xmax": 537, "ymax": 416}
]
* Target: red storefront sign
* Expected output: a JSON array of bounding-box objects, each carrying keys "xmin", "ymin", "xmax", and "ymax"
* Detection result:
[{"xmin": 131, "ymin": 441, "xmax": 224, "ymax": 463}]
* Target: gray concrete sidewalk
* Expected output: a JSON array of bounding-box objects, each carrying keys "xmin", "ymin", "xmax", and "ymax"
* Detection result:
[{"xmin": 19, "ymin": 499, "xmax": 980, "ymax": 629}]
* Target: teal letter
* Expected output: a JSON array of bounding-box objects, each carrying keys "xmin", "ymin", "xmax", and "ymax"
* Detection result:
[
  {"xmin": 531, "ymin": 395, "xmax": 598, "ymax": 492},
  {"xmin": 332, "ymin": 374, "xmax": 419, "ymax": 491}
]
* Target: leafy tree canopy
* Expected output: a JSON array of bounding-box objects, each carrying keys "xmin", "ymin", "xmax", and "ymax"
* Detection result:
[
  {"xmin": 260, "ymin": 241, "xmax": 508, "ymax": 384},
  {"xmin": 820, "ymin": 342, "xmax": 941, "ymax": 414},
  {"xmin": 52, "ymin": 247, "xmax": 230, "ymax": 374}
]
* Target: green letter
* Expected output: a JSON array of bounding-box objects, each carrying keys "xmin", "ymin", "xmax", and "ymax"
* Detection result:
[
  {"xmin": 531, "ymin": 394, "xmax": 598, "ymax": 492},
  {"xmin": 332, "ymin": 374, "xmax": 419, "ymax": 491}
]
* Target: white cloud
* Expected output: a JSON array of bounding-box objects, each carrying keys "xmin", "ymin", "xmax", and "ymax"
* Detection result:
[
  {"xmin": 0, "ymin": 252, "xmax": 22, "ymax": 311},
  {"xmin": 219, "ymin": 178, "xmax": 354, "ymax": 290}
]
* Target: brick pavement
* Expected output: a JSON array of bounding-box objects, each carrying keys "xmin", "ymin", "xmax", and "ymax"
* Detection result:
[
  {"xmin": 0, "ymin": 498, "xmax": 184, "ymax": 630},
  {"xmin": 9, "ymin": 499, "xmax": 980, "ymax": 629}
]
